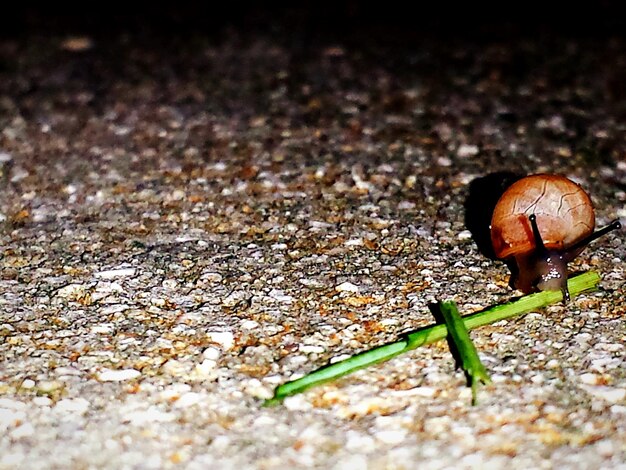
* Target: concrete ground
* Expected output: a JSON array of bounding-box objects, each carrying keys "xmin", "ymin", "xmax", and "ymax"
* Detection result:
[{"xmin": 0, "ymin": 6, "xmax": 625, "ymax": 469}]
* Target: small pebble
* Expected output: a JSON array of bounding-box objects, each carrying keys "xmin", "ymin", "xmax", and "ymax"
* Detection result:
[
  {"xmin": 97, "ymin": 369, "xmax": 141, "ymax": 382},
  {"xmin": 38, "ymin": 381, "xmax": 62, "ymax": 393},
  {"xmin": 91, "ymin": 324, "xmax": 115, "ymax": 334},
  {"xmin": 10, "ymin": 166, "xmax": 29, "ymax": 182},
  {"xmin": 330, "ymin": 354, "xmax": 352, "ymax": 364},
  {"xmin": 345, "ymin": 431, "xmax": 376, "ymax": 451},
  {"xmin": 595, "ymin": 439, "xmax": 616, "ymax": 457},
  {"xmin": 202, "ymin": 347, "xmax": 221, "ymax": 361},
  {"xmin": 33, "ymin": 397, "xmax": 52, "ymax": 407},
  {"xmin": 253, "ymin": 415, "xmax": 276, "ymax": 427},
  {"xmin": 283, "ymin": 395, "xmax": 313, "ymax": 411},
  {"xmin": 299, "ymin": 278, "xmax": 325, "ymax": 289},
  {"xmin": 580, "ymin": 373, "xmax": 600, "ymax": 385},
  {"xmin": 268, "ymin": 289, "xmax": 293, "ymax": 303},
  {"xmin": 211, "ymin": 435, "xmax": 231, "ymax": 450},
  {"xmin": 162, "ymin": 279, "xmax": 178, "ymax": 289},
  {"xmin": 161, "ymin": 359, "xmax": 188, "ymax": 377},
  {"xmin": 240, "ymin": 320, "xmax": 260, "ymax": 330},
  {"xmin": 11, "ymin": 422, "xmax": 35, "ymax": 439},
  {"xmin": 546, "ymin": 359, "xmax": 560, "ymax": 369},
  {"xmin": 437, "ymin": 156, "xmax": 452, "ymax": 167},
  {"xmin": 21, "ymin": 379, "xmax": 35, "ymax": 389},
  {"xmin": 457, "ymin": 230, "xmax": 473, "ymax": 240},
  {"xmin": 194, "ymin": 360, "xmax": 217, "ymax": 379},
  {"xmin": 55, "ymin": 366, "xmax": 82, "ymax": 377},
  {"xmin": 55, "ymin": 283, "xmax": 88, "ymax": 299},
  {"xmin": 243, "ymin": 379, "xmax": 273, "ymax": 399},
  {"xmin": 98, "ymin": 304, "xmax": 129, "ymax": 315},
  {"xmin": 60, "ymin": 36, "xmax": 93, "ymax": 51},
  {"xmin": 583, "ymin": 386, "xmax": 626, "ymax": 403},
  {"xmin": 55, "ymin": 398, "xmax": 90, "ymax": 414},
  {"xmin": 173, "ymin": 392, "xmax": 203, "ymax": 408},
  {"xmin": 160, "ymin": 384, "xmax": 192, "ymax": 401},
  {"xmin": 203, "ymin": 272, "xmax": 223, "ymax": 283},
  {"xmin": 530, "ymin": 374, "xmax": 545, "ymax": 384},
  {"xmin": 375, "ymin": 429, "xmax": 407, "ymax": 445},
  {"xmin": 95, "ymin": 268, "xmax": 136, "ymax": 279},
  {"xmin": 309, "ymin": 220, "xmax": 332, "ymax": 229},
  {"xmin": 221, "ymin": 291, "xmax": 249, "ymax": 308},
  {"xmin": 0, "ymin": 398, "xmax": 27, "ymax": 410},
  {"xmin": 206, "ymin": 331, "xmax": 235, "ymax": 350},
  {"xmin": 300, "ymin": 344, "xmax": 325, "ymax": 354},
  {"xmin": 457, "ymin": 144, "xmax": 480, "ymax": 157},
  {"xmin": 335, "ymin": 282, "xmax": 360, "ymax": 293},
  {"xmin": 398, "ymin": 201, "xmax": 416, "ymax": 210}
]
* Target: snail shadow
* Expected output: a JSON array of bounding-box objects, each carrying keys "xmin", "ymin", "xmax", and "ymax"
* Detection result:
[{"xmin": 463, "ymin": 171, "xmax": 523, "ymax": 260}]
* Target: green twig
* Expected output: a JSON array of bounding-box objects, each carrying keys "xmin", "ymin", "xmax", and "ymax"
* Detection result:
[
  {"xmin": 438, "ymin": 301, "xmax": 491, "ymax": 405},
  {"xmin": 264, "ymin": 272, "xmax": 600, "ymax": 406}
]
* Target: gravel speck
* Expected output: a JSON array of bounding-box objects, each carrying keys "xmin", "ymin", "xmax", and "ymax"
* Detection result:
[
  {"xmin": 457, "ymin": 230, "xmax": 473, "ymax": 240},
  {"xmin": 97, "ymin": 369, "xmax": 141, "ymax": 382},
  {"xmin": 10, "ymin": 422, "xmax": 35, "ymax": 439},
  {"xmin": 20, "ymin": 379, "xmax": 35, "ymax": 389},
  {"xmin": 206, "ymin": 331, "xmax": 235, "ymax": 350},
  {"xmin": 283, "ymin": 395, "xmax": 313, "ymax": 411},
  {"xmin": 202, "ymin": 347, "xmax": 221, "ymax": 361},
  {"xmin": 457, "ymin": 144, "xmax": 480, "ymax": 158},
  {"xmin": 33, "ymin": 397, "xmax": 52, "ymax": 407},
  {"xmin": 55, "ymin": 398, "xmax": 90, "ymax": 414},
  {"xmin": 580, "ymin": 373, "xmax": 601, "ymax": 385},
  {"xmin": 91, "ymin": 324, "xmax": 115, "ymax": 334},
  {"xmin": 240, "ymin": 320, "xmax": 260, "ymax": 330},
  {"xmin": 55, "ymin": 283, "xmax": 89, "ymax": 300},
  {"xmin": 335, "ymin": 282, "xmax": 360, "ymax": 293},
  {"xmin": 268, "ymin": 289, "xmax": 294, "ymax": 303},
  {"xmin": 375, "ymin": 429, "xmax": 408, "ymax": 445},
  {"xmin": 0, "ymin": 399, "xmax": 27, "ymax": 411},
  {"xmin": 173, "ymin": 392, "xmax": 203, "ymax": 408},
  {"xmin": 583, "ymin": 386, "xmax": 626, "ymax": 403},
  {"xmin": 95, "ymin": 268, "xmax": 137, "ymax": 279},
  {"xmin": 299, "ymin": 278, "xmax": 326, "ymax": 289},
  {"xmin": 300, "ymin": 345, "xmax": 325, "ymax": 354}
]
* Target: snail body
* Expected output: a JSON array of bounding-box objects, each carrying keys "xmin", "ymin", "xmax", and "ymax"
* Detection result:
[{"xmin": 490, "ymin": 174, "xmax": 621, "ymax": 300}]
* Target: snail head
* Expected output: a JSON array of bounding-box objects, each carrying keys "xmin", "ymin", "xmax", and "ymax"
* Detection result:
[{"xmin": 514, "ymin": 215, "xmax": 621, "ymax": 302}]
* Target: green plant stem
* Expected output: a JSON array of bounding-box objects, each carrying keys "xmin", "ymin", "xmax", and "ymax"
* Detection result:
[
  {"xmin": 438, "ymin": 301, "xmax": 491, "ymax": 405},
  {"xmin": 263, "ymin": 272, "xmax": 600, "ymax": 406}
]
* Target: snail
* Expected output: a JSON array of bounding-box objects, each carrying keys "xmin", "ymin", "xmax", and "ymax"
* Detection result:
[{"xmin": 490, "ymin": 174, "xmax": 621, "ymax": 301}]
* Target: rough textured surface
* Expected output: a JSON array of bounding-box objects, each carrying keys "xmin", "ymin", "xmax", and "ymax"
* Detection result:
[{"xmin": 1, "ymin": 10, "xmax": 625, "ymax": 470}]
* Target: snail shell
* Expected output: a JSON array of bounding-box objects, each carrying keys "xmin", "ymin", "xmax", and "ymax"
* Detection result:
[{"xmin": 490, "ymin": 174, "xmax": 595, "ymax": 260}]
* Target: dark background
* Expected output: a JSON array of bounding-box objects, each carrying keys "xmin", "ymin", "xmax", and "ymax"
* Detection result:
[{"xmin": 2, "ymin": 1, "xmax": 625, "ymax": 41}]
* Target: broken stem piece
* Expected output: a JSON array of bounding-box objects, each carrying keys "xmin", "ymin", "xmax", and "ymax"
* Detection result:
[{"xmin": 438, "ymin": 300, "xmax": 491, "ymax": 405}]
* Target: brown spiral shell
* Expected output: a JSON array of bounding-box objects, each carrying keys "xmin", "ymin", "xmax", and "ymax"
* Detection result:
[{"xmin": 490, "ymin": 174, "xmax": 595, "ymax": 259}]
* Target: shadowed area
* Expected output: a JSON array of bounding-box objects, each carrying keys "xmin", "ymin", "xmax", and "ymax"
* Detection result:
[{"xmin": 464, "ymin": 172, "xmax": 523, "ymax": 260}]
